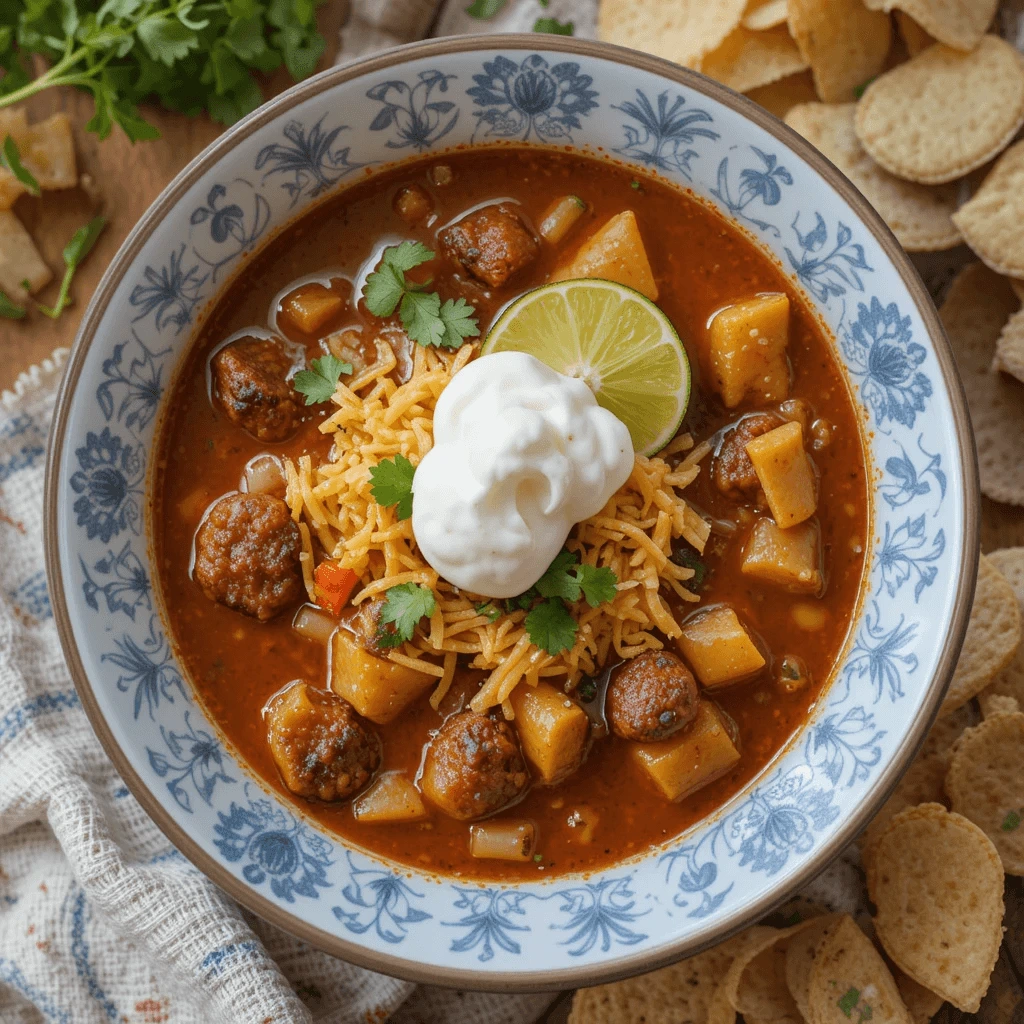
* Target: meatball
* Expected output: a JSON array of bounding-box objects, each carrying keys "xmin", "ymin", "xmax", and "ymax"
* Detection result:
[
  {"xmin": 266, "ymin": 682, "xmax": 380, "ymax": 801},
  {"xmin": 607, "ymin": 650, "xmax": 700, "ymax": 742},
  {"xmin": 420, "ymin": 711, "xmax": 529, "ymax": 820},
  {"xmin": 193, "ymin": 492, "xmax": 303, "ymax": 620},
  {"xmin": 211, "ymin": 336, "xmax": 301, "ymax": 442},
  {"xmin": 439, "ymin": 203, "xmax": 538, "ymax": 288},
  {"xmin": 712, "ymin": 411, "xmax": 786, "ymax": 500}
]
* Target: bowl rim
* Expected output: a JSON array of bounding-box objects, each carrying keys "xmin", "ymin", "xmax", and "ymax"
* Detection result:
[{"xmin": 43, "ymin": 32, "xmax": 980, "ymax": 991}]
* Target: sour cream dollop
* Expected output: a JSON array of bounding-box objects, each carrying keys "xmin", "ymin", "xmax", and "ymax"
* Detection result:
[{"xmin": 411, "ymin": 351, "xmax": 634, "ymax": 598}]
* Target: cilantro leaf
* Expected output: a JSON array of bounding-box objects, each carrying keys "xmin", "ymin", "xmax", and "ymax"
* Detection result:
[
  {"xmin": 533, "ymin": 16, "xmax": 573, "ymax": 34},
  {"xmin": 437, "ymin": 297, "xmax": 480, "ymax": 348},
  {"xmin": 0, "ymin": 290, "xmax": 26, "ymax": 319},
  {"xmin": 575, "ymin": 563, "xmax": 618, "ymax": 607},
  {"xmin": 525, "ymin": 598, "xmax": 578, "ymax": 655},
  {"xmin": 1, "ymin": 136, "xmax": 39, "ymax": 195},
  {"xmin": 37, "ymin": 217, "xmax": 106, "ymax": 319},
  {"xmin": 292, "ymin": 354, "xmax": 352, "ymax": 405},
  {"xmin": 363, "ymin": 241, "xmax": 434, "ymax": 317},
  {"xmin": 400, "ymin": 288, "xmax": 444, "ymax": 347},
  {"xmin": 837, "ymin": 988, "xmax": 861, "ymax": 1019},
  {"xmin": 377, "ymin": 582, "xmax": 436, "ymax": 647},
  {"xmin": 475, "ymin": 601, "xmax": 502, "ymax": 623},
  {"xmin": 466, "ymin": 0, "xmax": 506, "ymax": 16},
  {"xmin": 1002, "ymin": 810, "xmax": 1021, "ymax": 832},
  {"xmin": 369, "ymin": 453, "xmax": 415, "ymax": 520}
]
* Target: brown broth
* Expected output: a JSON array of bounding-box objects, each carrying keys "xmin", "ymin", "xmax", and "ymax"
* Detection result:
[{"xmin": 154, "ymin": 147, "xmax": 868, "ymax": 880}]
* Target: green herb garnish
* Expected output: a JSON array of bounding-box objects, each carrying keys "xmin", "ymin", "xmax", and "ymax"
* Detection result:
[
  {"xmin": 837, "ymin": 988, "xmax": 861, "ymax": 1019},
  {"xmin": 465, "ymin": 0, "xmax": 506, "ymax": 16},
  {"xmin": 1001, "ymin": 810, "xmax": 1021, "ymax": 832},
  {"xmin": 37, "ymin": 216, "xmax": 106, "ymax": 319},
  {"xmin": 533, "ymin": 16, "xmax": 573, "ymax": 34},
  {"xmin": 1, "ymin": 136, "xmax": 39, "ymax": 195},
  {"xmin": 0, "ymin": 0, "xmax": 326, "ymax": 139},
  {"xmin": 524, "ymin": 595, "xmax": 578, "ymax": 656},
  {"xmin": 630, "ymin": 179, "xmax": 642, "ymax": 192},
  {"xmin": 577, "ymin": 677, "xmax": 597, "ymax": 702},
  {"xmin": 293, "ymin": 354, "xmax": 352, "ymax": 406},
  {"xmin": 363, "ymin": 242, "xmax": 479, "ymax": 349},
  {"xmin": 376, "ymin": 582, "xmax": 436, "ymax": 648},
  {"xmin": 533, "ymin": 853, "xmax": 543, "ymax": 862},
  {"xmin": 671, "ymin": 546, "xmax": 707, "ymax": 590},
  {"xmin": 369, "ymin": 453, "xmax": 415, "ymax": 520},
  {"xmin": 0, "ymin": 290, "xmax": 26, "ymax": 319},
  {"xmin": 853, "ymin": 77, "xmax": 877, "ymax": 99},
  {"xmin": 475, "ymin": 601, "xmax": 502, "ymax": 623}
]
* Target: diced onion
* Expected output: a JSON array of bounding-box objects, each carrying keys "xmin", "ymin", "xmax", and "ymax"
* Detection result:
[
  {"xmin": 539, "ymin": 195, "xmax": 586, "ymax": 245},
  {"xmin": 243, "ymin": 454, "xmax": 286, "ymax": 496},
  {"xmin": 469, "ymin": 820, "xmax": 536, "ymax": 862},
  {"xmin": 292, "ymin": 603, "xmax": 337, "ymax": 644}
]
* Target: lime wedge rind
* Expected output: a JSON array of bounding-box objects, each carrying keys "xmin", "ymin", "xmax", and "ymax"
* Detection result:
[{"xmin": 481, "ymin": 279, "xmax": 690, "ymax": 457}]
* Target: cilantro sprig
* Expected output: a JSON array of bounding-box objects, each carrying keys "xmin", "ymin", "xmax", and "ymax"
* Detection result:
[
  {"xmin": 1, "ymin": 136, "xmax": 39, "ymax": 195},
  {"xmin": 376, "ymin": 582, "xmax": 436, "ymax": 648},
  {"xmin": 293, "ymin": 354, "xmax": 351, "ymax": 405},
  {"xmin": 0, "ymin": 0, "xmax": 327, "ymax": 140},
  {"xmin": 533, "ymin": 16, "xmax": 573, "ymax": 34},
  {"xmin": 509, "ymin": 549, "xmax": 619, "ymax": 655},
  {"xmin": 0, "ymin": 291, "xmax": 26, "ymax": 319},
  {"xmin": 362, "ymin": 242, "xmax": 480, "ymax": 349},
  {"xmin": 38, "ymin": 216, "xmax": 106, "ymax": 319},
  {"xmin": 369, "ymin": 453, "xmax": 415, "ymax": 520}
]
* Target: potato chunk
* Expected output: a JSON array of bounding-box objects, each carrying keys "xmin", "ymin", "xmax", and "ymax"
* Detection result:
[
  {"xmin": 353, "ymin": 771, "xmax": 427, "ymax": 823},
  {"xmin": 509, "ymin": 681, "xmax": 588, "ymax": 784},
  {"xmin": 279, "ymin": 282, "xmax": 343, "ymax": 334},
  {"xmin": 631, "ymin": 701, "xmax": 741, "ymax": 801},
  {"xmin": 550, "ymin": 210, "xmax": 658, "ymax": 300},
  {"xmin": 677, "ymin": 606, "xmax": 766, "ymax": 689},
  {"xmin": 331, "ymin": 630, "xmax": 434, "ymax": 724},
  {"xmin": 742, "ymin": 517, "xmax": 823, "ymax": 594},
  {"xmin": 0, "ymin": 210, "xmax": 51, "ymax": 301},
  {"xmin": 745, "ymin": 420, "xmax": 818, "ymax": 527},
  {"xmin": 707, "ymin": 293, "xmax": 790, "ymax": 408}
]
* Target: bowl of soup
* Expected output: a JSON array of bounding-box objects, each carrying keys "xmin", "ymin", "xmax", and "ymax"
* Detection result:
[{"xmin": 45, "ymin": 34, "xmax": 978, "ymax": 988}]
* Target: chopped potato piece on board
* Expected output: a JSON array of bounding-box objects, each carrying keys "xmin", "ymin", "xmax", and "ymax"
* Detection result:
[
  {"xmin": 0, "ymin": 210, "xmax": 51, "ymax": 301},
  {"xmin": 331, "ymin": 630, "xmax": 434, "ymax": 724},
  {"xmin": 550, "ymin": 210, "xmax": 658, "ymax": 300},
  {"xmin": 675, "ymin": 606, "xmax": 765, "ymax": 688},
  {"xmin": 631, "ymin": 701, "xmax": 741, "ymax": 801},
  {"xmin": 0, "ymin": 112, "xmax": 77, "ymax": 209},
  {"xmin": 745, "ymin": 420, "xmax": 818, "ymax": 527},
  {"xmin": 280, "ymin": 282, "xmax": 343, "ymax": 334},
  {"xmin": 707, "ymin": 293, "xmax": 790, "ymax": 407},
  {"xmin": 509, "ymin": 681, "xmax": 589, "ymax": 784},
  {"xmin": 742, "ymin": 517, "xmax": 823, "ymax": 594},
  {"xmin": 677, "ymin": 606, "xmax": 766, "ymax": 689},
  {"xmin": 353, "ymin": 771, "xmax": 427, "ymax": 823}
]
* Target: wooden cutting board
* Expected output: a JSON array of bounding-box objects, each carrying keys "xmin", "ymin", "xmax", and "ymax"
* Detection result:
[{"xmin": 0, "ymin": 2, "xmax": 347, "ymax": 389}]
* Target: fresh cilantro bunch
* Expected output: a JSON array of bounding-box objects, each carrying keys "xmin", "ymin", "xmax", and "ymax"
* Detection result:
[
  {"xmin": 363, "ymin": 241, "xmax": 480, "ymax": 349},
  {"xmin": 376, "ymin": 582, "xmax": 436, "ymax": 648},
  {"xmin": 0, "ymin": 0, "xmax": 327, "ymax": 140},
  {"xmin": 511, "ymin": 549, "xmax": 618, "ymax": 655}
]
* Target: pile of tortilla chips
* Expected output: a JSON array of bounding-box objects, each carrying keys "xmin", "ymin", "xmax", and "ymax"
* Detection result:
[{"xmin": 585, "ymin": 8, "xmax": 1024, "ymax": 1019}]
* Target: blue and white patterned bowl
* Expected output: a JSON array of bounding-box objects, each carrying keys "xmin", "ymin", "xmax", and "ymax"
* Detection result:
[{"xmin": 44, "ymin": 36, "xmax": 978, "ymax": 989}]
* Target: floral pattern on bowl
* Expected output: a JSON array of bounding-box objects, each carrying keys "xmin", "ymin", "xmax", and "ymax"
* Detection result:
[{"xmin": 47, "ymin": 36, "xmax": 975, "ymax": 986}]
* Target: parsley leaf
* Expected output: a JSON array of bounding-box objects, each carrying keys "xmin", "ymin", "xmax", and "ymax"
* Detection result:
[
  {"xmin": 525, "ymin": 598, "xmax": 578, "ymax": 655},
  {"xmin": 533, "ymin": 16, "xmax": 573, "ymax": 34},
  {"xmin": 1, "ymin": 136, "xmax": 39, "ymax": 195},
  {"xmin": 0, "ymin": 290, "xmax": 26, "ymax": 319},
  {"xmin": 376, "ymin": 582, "xmax": 436, "ymax": 648},
  {"xmin": 37, "ymin": 216, "xmax": 106, "ymax": 319},
  {"xmin": 363, "ymin": 242, "xmax": 480, "ymax": 349},
  {"xmin": 465, "ymin": 0, "xmax": 506, "ymax": 16},
  {"xmin": 534, "ymin": 549, "xmax": 618, "ymax": 606},
  {"xmin": 369, "ymin": 453, "xmax": 415, "ymax": 520},
  {"xmin": 292, "ymin": 354, "xmax": 352, "ymax": 406}
]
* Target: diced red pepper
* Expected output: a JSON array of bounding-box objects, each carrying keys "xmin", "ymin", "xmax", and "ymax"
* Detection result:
[{"xmin": 314, "ymin": 562, "xmax": 358, "ymax": 616}]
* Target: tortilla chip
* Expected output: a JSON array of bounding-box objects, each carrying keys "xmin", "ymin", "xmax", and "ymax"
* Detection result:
[
  {"xmin": 784, "ymin": 914, "xmax": 843, "ymax": 1021},
  {"xmin": 787, "ymin": 0, "xmax": 891, "ymax": 102},
  {"xmin": 980, "ymin": 693, "xmax": 1021, "ymax": 718},
  {"xmin": 785, "ymin": 102, "xmax": 959, "ymax": 251},
  {"xmin": 0, "ymin": 209, "xmax": 51, "ymax": 302},
  {"xmin": 566, "ymin": 931, "xmax": 749, "ymax": 1024},
  {"xmin": 945, "ymin": 711, "xmax": 1024, "ymax": 874},
  {"xmin": 993, "ymin": 309, "xmax": 1024, "ymax": 384},
  {"xmin": 1010, "ymin": 277, "xmax": 1024, "ymax": 305},
  {"xmin": 896, "ymin": 12, "xmax": 937, "ymax": 56},
  {"xmin": 941, "ymin": 554, "xmax": 1022, "ymax": 715},
  {"xmin": 699, "ymin": 23, "xmax": 808, "ymax": 93},
  {"xmin": 895, "ymin": 969, "xmax": 945, "ymax": 1024},
  {"xmin": 868, "ymin": 804, "xmax": 1005, "ymax": 1013},
  {"xmin": 855, "ymin": 37, "xmax": 1024, "ymax": 184},
  {"xmin": 953, "ymin": 140, "xmax": 1024, "ymax": 279},
  {"xmin": 746, "ymin": 71, "xmax": 818, "ymax": 120},
  {"xmin": 743, "ymin": 0, "xmax": 788, "ymax": 31},
  {"xmin": 597, "ymin": 0, "xmax": 747, "ymax": 68},
  {"xmin": 862, "ymin": 0, "xmax": 998, "ymax": 51},
  {"xmin": 979, "ymin": 548, "xmax": 1024, "ymax": 710},
  {"xmin": 806, "ymin": 915, "xmax": 912, "ymax": 1024},
  {"xmin": 941, "ymin": 263, "xmax": 1024, "ymax": 506}
]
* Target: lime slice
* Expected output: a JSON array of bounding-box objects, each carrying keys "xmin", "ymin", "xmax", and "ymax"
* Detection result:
[{"xmin": 481, "ymin": 279, "xmax": 690, "ymax": 457}]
